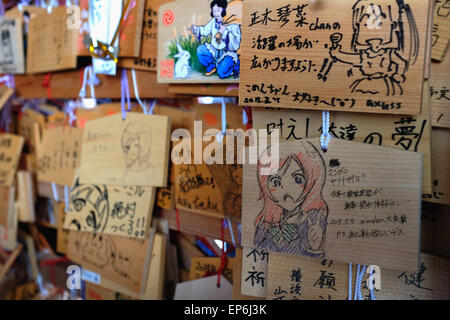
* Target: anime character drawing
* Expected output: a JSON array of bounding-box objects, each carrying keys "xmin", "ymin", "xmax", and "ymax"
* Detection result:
[
  {"xmin": 69, "ymin": 178, "xmax": 110, "ymax": 233},
  {"xmin": 190, "ymin": 0, "xmax": 241, "ymax": 79},
  {"xmin": 253, "ymin": 141, "xmax": 328, "ymax": 257},
  {"xmin": 121, "ymin": 121, "xmax": 152, "ymax": 183},
  {"xmin": 75, "ymin": 232, "xmax": 116, "ymax": 269},
  {"xmin": 323, "ymin": 0, "xmax": 419, "ymax": 96}
]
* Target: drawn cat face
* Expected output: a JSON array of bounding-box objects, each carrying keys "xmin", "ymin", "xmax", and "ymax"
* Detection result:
[{"xmin": 267, "ymin": 157, "xmax": 306, "ymax": 212}]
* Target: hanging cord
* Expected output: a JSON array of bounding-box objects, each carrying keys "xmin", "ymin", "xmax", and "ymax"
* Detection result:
[
  {"xmin": 175, "ymin": 208, "xmax": 181, "ymax": 232},
  {"xmin": 120, "ymin": 69, "xmax": 132, "ymax": 120},
  {"xmin": 41, "ymin": 0, "xmax": 58, "ymax": 14},
  {"xmin": 130, "ymin": 69, "xmax": 147, "ymax": 114},
  {"xmin": 368, "ymin": 266, "xmax": 378, "ymax": 300},
  {"xmin": 51, "ymin": 182, "xmax": 59, "ymax": 202},
  {"xmin": 148, "ymin": 99, "xmax": 156, "ymax": 115},
  {"xmin": 349, "ymin": 263, "xmax": 368, "ymax": 300},
  {"xmin": 79, "ymin": 66, "xmax": 97, "ymax": 102},
  {"xmin": 216, "ymin": 219, "xmax": 227, "ymax": 287},
  {"xmin": 64, "ymin": 186, "xmax": 70, "ymax": 213},
  {"xmin": 320, "ymin": 111, "xmax": 331, "ymax": 151},
  {"xmin": 226, "ymin": 218, "xmax": 236, "ymax": 247},
  {"xmin": 237, "ymin": 222, "xmax": 242, "ymax": 246},
  {"xmin": 348, "ymin": 263, "xmax": 352, "ymax": 300},
  {"xmin": 353, "ymin": 264, "xmax": 361, "ymax": 300},
  {"xmin": 216, "ymin": 97, "xmax": 227, "ymax": 143}
]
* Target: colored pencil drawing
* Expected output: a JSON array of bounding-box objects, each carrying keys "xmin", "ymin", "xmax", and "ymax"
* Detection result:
[
  {"xmin": 322, "ymin": 0, "xmax": 419, "ymax": 96},
  {"xmin": 254, "ymin": 141, "xmax": 328, "ymax": 257}
]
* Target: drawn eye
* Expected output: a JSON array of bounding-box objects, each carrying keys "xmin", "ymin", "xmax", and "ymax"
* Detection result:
[
  {"xmin": 293, "ymin": 174, "xmax": 305, "ymax": 185},
  {"xmin": 72, "ymin": 199, "xmax": 85, "ymax": 211},
  {"xmin": 270, "ymin": 178, "xmax": 281, "ymax": 187}
]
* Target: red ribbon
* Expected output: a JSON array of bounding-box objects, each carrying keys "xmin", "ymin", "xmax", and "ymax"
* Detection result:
[
  {"xmin": 40, "ymin": 256, "xmax": 70, "ymax": 287},
  {"xmin": 243, "ymin": 106, "xmax": 253, "ymax": 130},
  {"xmin": 42, "ymin": 73, "xmax": 53, "ymax": 99},
  {"xmin": 196, "ymin": 236, "xmax": 219, "ymax": 257}
]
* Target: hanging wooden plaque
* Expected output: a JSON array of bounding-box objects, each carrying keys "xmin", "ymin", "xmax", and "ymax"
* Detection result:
[
  {"xmin": 239, "ymin": 0, "xmax": 431, "ymax": 115},
  {"xmin": 79, "ymin": 113, "xmax": 171, "ymax": 187},
  {"xmin": 242, "ymin": 138, "xmax": 422, "ymax": 272},
  {"xmin": 157, "ymin": 0, "xmax": 242, "ymax": 83}
]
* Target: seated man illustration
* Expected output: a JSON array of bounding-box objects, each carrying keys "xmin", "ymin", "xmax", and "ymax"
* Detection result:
[{"xmin": 190, "ymin": 0, "xmax": 241, "ymax": 79}]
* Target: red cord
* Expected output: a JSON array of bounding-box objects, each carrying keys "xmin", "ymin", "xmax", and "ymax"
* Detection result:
[{"xmin": 42, "ymin": 73, "xmax": 53, "ymax": 99}]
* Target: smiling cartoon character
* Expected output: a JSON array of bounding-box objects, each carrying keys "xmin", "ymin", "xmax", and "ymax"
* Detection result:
[
  {"xmin": 254, "ymin": 141, "xmax": 328, "ymax": 257},
  {"xmin": 328, "ymin": 0, "xmax": 419, "ymax": 96},
  {"xmin": 190, "ymin": 0, "xmax": 241, "ymax": 79}
]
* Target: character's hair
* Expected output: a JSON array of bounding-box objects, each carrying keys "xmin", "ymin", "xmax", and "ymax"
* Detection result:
[
  {"xmin": 121, "ymin": 121, "xmax": 152, "ymax": 169},
  {"xmin": 351, "ymin": 0, "xmax": 419, "ymax": 70},
  {"xmin": 70, "ymin": 182, "xmax": 109, "ymax": 232},
  {"xmin": 210, "ymin": 0, "xmax": 228, "ymax": 17},
  {"xmin": 255, "ymin": 141, "xmax": 328, "ymax": 227}
]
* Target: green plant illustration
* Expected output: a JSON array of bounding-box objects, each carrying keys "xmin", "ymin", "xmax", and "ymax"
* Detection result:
[{"xmin": 167, "ymin": 35, "xmax": 212, "ymax": 74}]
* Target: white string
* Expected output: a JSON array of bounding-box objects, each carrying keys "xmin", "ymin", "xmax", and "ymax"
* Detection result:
[
  {"xmin": 148, "ymin": 99, "xmax": 156, "ymax": 115},
  {"xmin": 42, "ymin": 0, "xmax": 58, "ymax": 14},
  {"xmin": 368, "ymin": 267, "xmax": 377, "ymax": 300},
  {"xmin": 64, "ymin": 186, "xmax": 70, "ymax": 213},
  {"xmin": 79, "ymin": 66, "xmax": 96, "ymax": 100},
  {"xmin": 320, "ymin": 111, "xmax": 331, "ymax": 151},
  {"xmin": 51, "ymin": 182, "xmax": 59, "ymax": 202},
  {"xmin": 237, "ymin": 222, "xmax": 242, "ymax": 246},
  {"xmin": 353, "ymin": 264, "xmax": 360, "ymax": 300},
  {"xmin": 242, "ymin": 108, "xmax": 248, "ymax": 125},
  {"xmin": 227, "ymin": 218, "xmax": 236, "ymax": 247},
  {"xmin": 357, "ymin": 265, "xmax": 367, "ymax": 300},
  {"xmin": 216, "ymin": 97, "xmax": 227, "ymax": 143},
  {"xmin": 348, "ymin": 263, "xmax": 352, "ymax": 300},
  {"xmin": 131, "ymin": 69, "xmax": 147, "ymax": 114}
]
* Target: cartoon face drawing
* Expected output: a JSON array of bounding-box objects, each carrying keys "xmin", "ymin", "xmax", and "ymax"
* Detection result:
[
  {"xmin": 69, "ymin": 182, "xmax": 109, "ymax": 233},
  {"xmin": 254, "ymin": 141, "xmax": 328, "ymax": 257},
  {"xmin": 211, "ymin": 1, "xmax": 226, "ymax": 23},
  {"xmin": 121, "ymin": 121, "xmax": 152, "ymax": 172},
  {"xmin": 76, "ymin": 232, "xmax": 115, "ymax": 269},
  {"xmin": 322, "ymin": 0, "xmax": 419, "ymax": 96},
  {"xmin": 266, "ymin": 157, "xmax": 306, "ymax": 212}
]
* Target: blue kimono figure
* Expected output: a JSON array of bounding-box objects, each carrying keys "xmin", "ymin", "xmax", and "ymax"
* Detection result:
[{"xmin": 191, "ymin": 1, "xmax": 241, "ymax": 79}]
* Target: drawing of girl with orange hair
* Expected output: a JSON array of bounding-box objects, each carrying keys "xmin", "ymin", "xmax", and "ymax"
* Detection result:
[{"xmin": 254, "ymin": 141, "xmax": 328, "ymax": 257}]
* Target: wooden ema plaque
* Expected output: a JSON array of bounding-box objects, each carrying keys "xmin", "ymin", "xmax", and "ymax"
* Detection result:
[
  {"xmin": 267, "ymin": 252, "xmax": 450, "ymax": 300},
  {"xmin": 79, "ymin": 113, "xmax": 171, "ymax": 187},
  {"xmin": 67, "ymin": 230, "xmax": 154, "ymax": 293},
  {"xmin": 239, "ymin": 0, "xmax": 431, "ymax": 115},
  {"xmin": 63, "ymin": 177, "xmax": 156, "ymax": 238},
  {"xmin": 157, "ymin": 0, "xmax": 242, "ymax": 83},
  {"xmin": 242, "ymin": 138, "xmax": 422, "ymax": 272}
]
